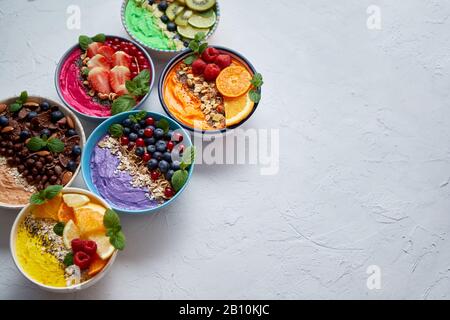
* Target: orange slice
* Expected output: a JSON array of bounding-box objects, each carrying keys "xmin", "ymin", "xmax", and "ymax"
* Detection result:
[
  {"xmin": 216, "ymin": 66, "xmax": 252, "ymax": 98},
  {"xmin": 57, "ymin": 202, "xmax": 75, "ymax": 223},
  {"xmin": 225, "ymin": 93, "xmax": 255, "ymax": 127},
  {"xmin": 32, "ymin": 193, "xmax": 62, "ymax": 221},
  {"xmin": 88, "ymin": 254, "xmax": 108, "ymax": 277},
  {"xmin": 74, "ymin": 203, "xmax": 106, "ymax": 236}
]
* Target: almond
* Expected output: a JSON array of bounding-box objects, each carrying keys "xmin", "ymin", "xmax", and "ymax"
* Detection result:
[
  {"xmin": 66, "ymin": 116, "xmax": 75, "ymax": 129},
  {"xmin": 1, "ymin": 126, "xmax": 14, "ymax": 133},
  {"xmin": 36, "ymin": 150, "xmax": 50, "ymax": 156},
  {"xmin": 61, "ymin": 171, "xmax": 73, "ymax": 185},
  {"xmin": 23, "ymin": 102, "xmax": 39, "ymax": 109},
  {"xmin": 0, "ymin": 104, "xmax": 7, "ymax": 113}
]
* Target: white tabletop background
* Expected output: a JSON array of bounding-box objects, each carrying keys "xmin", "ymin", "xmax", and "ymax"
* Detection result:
[{"xmin": 1, "ymin": 0, "xmax": 450, "ymax": 300}]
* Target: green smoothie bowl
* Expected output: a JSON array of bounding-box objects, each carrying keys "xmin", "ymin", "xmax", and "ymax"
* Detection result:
[{"xmin": 121, "ymin": 0, "xmax": 220, "ymax": 54}]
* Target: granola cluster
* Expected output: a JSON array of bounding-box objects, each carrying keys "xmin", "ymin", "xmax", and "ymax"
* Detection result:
[{"xmin": 176, "ymin": 63, "xmax": 226, "ymax": 129}]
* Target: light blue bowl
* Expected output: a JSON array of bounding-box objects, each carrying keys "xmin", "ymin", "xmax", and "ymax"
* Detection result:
[{"xmin": 81, "ymin": 110, "xmax": 194, "ymax": 214}]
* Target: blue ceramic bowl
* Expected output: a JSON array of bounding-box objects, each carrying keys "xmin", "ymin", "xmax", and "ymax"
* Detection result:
[
  {"xmin": 55, "ymin": 35, "xmax": 155, "ymax": 122},
  {"xmin": 81, "ymin": 110, "xmax": 194, "ymax": 214}
]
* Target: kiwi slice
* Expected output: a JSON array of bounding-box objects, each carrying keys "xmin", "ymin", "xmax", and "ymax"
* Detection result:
[
  {"xmin": 188, "ymin": 9, "xmax": 216, "ymax": 28},
  {"xmin": 177, "ymin": 25, "xmax": 210, "ymax": 40},
  {"xmin": 166, "ymin": 3, "xmax": 184, "ymax": 21},
  {"xmin": 177, "ymin": 0, "xmax": 186, "ymax": 4},
  {"xmin": 186, "ymin": 0, "xmax": 216, "ymax": 12},
  {"xmin": 175, "ymin": 10, "xmax": 193, "ymax": 27}
]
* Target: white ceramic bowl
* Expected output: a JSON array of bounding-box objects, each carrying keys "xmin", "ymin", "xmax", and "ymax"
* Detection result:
[
  {"xmin": 9, "ymin": 187, "xmax": 118, "ymax": 293},
  {"xmin": 0, "ymin": 96, "xmax": 86, "ymax": 210}
]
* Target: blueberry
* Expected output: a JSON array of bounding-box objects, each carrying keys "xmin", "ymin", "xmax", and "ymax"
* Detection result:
[
  {"xmin": 146, "ymin": 125, "xmax": 155, "ymax": 132},
  {"xmin": 66, "ymin": 129, "xmax": 77, "ymax": 137},
  {"xmin": 154, "ymin": 128, "xmax": 164, "ymax": 139},
  {"xmin": 147, "ymin": 0, "xmax": 154, "ymax": 5},
  {"xmin": 153, "ymin": 151, "xmax": 163, "ymax": 161},
  {"xmin": 163, "ymin": 152, "xmax": 172, "ymax": 162},
  {"xmin": 40, "ymin": 101, "xmax": 50, "ymax": 111},
  {"xmin": 50, "ymin": 110, "xmax": 64, "ymax": 123},
  {"xmin": 72, "ymin": 145, "xmax": 82, "ymax": 156},
  {"xmin": 145, "ymin": 137, "xmax": 156, "ymax": 146},
  {"xmin": 138, "ymin": 129, "xmax": 145, "ymax": 138},
  {"xmin": 123, "ymin": 127, "xmax": 131, "ymax": 135},
  {"xmin": 139, "ymin": 119, "xmax": 146, "ymax": 127},
  {"xmin": 156, "ymin": 140, "xmax": 167, "ymax": 153},
  {"xmin": 135, "ymin": 147, "xmax": 145, "ymax": 157},
  {"xmin": 158, "ymin": 160, "xmax": 170, "ymax": 173},
  {"xmin": 165, "ymin": 130, "xmax": 174, "ymax": 141},
  {"xmin": 0, "ymin": 116, "xmax": 9, "ymax": 126},
  {"xmin": 147, "ymin": 145, "xmax": 156, "ymax": 154},
  {"xmin": 147, "ymin": 159, "xmax": 158, "ymax": 170},
  {"xmin": 172, "ymin": 160, "xmax": 181, "ymax": 171},
  {"xmin": 27, "ymin": 111, "xmax": 38, "ymax": 120},
  {"xmin": 67, "ymin": 160, "xmax": 77, "ymax": 172},
  {"xmin": 161, "ymin": 15, "xmax": 169, "ymax": 24},
  {"xmin": 183, "ymin": 41, "xmax": 190, "ymax": 48},
  {"xmin": 132, "ymin": 123, "xmax": 141, "ymax": 132},
  {"xmin": 165, "ymin": 170, "xmax": 175, "ymax": 181},
  {"xmin": 40, "ymin": 129, "xmax": 51, "ymax": 138},
  {"xmin": 122, "ymin": 118, "xmax": 132, "ymax": 127},
  {"xmin": 158, "ymin": 1, "xmax": 168, "ymax": 11},
  {"xmin": 129, "ymin": 133, "xmax": 138, "ymax": 141},
  {"xmin": 167, "ymin": 22, "xmax": 177, "ymax": 32},
  {"xmin": 20, "ymin": 130, "xmax": 31, "ymax": 141}
]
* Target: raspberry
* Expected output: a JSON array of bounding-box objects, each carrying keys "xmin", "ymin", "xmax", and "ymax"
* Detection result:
[
  {"xmin": 191, "ymin": 58, "xmax": 207, "ymax": 75},
  {"xmin": 74, "ymin": 251, "xmax": 91, "ymax": 270},
  {"xmin": 201, "ymin": 47, "xmax": 219, "ymax": 63},
  {"xmin": 71, "ymin": 239, "xmax": 85, "ymax": 253},
  {"xmin": 215, "ymin": 54, "xmax": 232, "ymax": 70},
  {"xmin": 82, "ymin": 240, "xmax": 97, "ymax": 256},
  {"xmin": 203, "ymin": 64, "xmax": 221, "ymax": 81}
]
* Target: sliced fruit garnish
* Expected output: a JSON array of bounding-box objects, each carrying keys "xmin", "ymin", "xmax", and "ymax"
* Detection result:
[
  {"xmin": 63, "ymin": 193, "xmax": 90, "ymax": 208},
  {"xmin": 110, "ymin": 65, "xmax": 131, "ymax": 96},
  {"xmin": 87, "ymin": 54, "xmax": 110, "ymax": 70},
  {"xmin": 167, "ymin": 2, "xmax": 184, "ymax": 21},
  {"xmin": 186, "ymin": 0, "xmax": 216, "ymax": 12},
  {"xmin": 97, "ymin": 45, "xmax": 115, "ymax": 62},
  {"xmin": 74, "ymin": 203, "xmax": 106, "ymax": 236},
  {"xmin": 177, "ymin": 24, "xmax": 209, "ymax": 40},
  {"xmin": 188, "ymin": 9, "xmax": 216, "ymax": 28},
  {"xmin": 86, "ymin": 42, "xmax": 102, "ymax": 58},
  {"xmin": 225, "ymin": 93, "xmax": 255, "ymax": 127},
  {"xmin": 87, "ymin": 233, "xmax": 115, "ymax": 260},
  {"xmin": 175, "ymin": 10, "xmax": 193, "ymax": 27},
  {"xmin": 88, "ymin": 67, "xmax": 111, "ymax": 95},
  {"xmin": 88, "ymin": 253, "xmax": 108, "ymax": 277},
  {"xmin": 63, "ymin": 219, "xmax": 81, "ymax": 249},
  {"xmin": 57, "ymin": 201, "xmax": 75, "ymax": 223},
  {"xmin": 32, "ymin": 193, "xmax": 62, "ymax": 221},
  {"xmin": 112, "ymin": 51, "xmax": 132, "ymax": 69},
  {"xmin": 216, "ymin": 66, "xmax": 252, "ymax": 98}
]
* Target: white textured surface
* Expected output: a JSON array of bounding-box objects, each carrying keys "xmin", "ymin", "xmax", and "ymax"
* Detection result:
[{"xmin": 1, "ymin": 0, "xmax": 450, "ymax": 300}]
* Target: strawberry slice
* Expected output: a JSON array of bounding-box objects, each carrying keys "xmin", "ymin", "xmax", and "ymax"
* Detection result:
[
  {"xmin": 88, "ymin": 67, "xmax": 111, "ymax": 94},
  {"xmin": 109, "ymin": 66, "xmax": 131, "ymax": 96},
  {"xmin": 86, "ymin": 42, "xmax": 102, "ymax": 58},
  {"xmin": 97, "ymin": 45, "xmax": 115, "ymax": 63},
  {"xmin": 87, "ymin": 54, "xmax": 110, "ymax": 70},
  {"xmin": 112, "ymin": 51, "xmax": 132, "ymax": 69}
]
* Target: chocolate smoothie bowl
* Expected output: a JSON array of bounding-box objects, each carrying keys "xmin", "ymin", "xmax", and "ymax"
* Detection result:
[{"xmin": 0, "ymin": 93, "xmax": 85, "ymax": 209}]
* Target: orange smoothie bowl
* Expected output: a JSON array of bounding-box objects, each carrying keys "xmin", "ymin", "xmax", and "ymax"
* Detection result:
[{"xmin": 158, "ymin": 46, "xmax": 262, "ymax": 133}]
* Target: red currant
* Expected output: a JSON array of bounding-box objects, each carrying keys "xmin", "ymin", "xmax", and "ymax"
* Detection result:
[
  {"xmin": 164, "ymin": 187, "xmax": 175, "ymax": 198},
  {"xmin": 150, "ymin": 170, "xmax": 160, "ymax": 181},
  {"xmin": 142, "ymin": 153, "xmax": 151, "ymax": 162},
  {"xmin": 120, "ymin": 136, "xmax": 129, "ymax": 146},
  {"xmin": 145, "ymin": 117, "xmax": 155, "ymax": 126},
  {"xmin": 127, "ymin": 141, "xmax": 135, "ymax": 151},
  {"xmin": 173, "ymin": 133, "xmax": 183, "ymax": 143},
  {"xmin": 136, "ymin": 138, "xmax": 145, "ymax": 147},
  {"xmin": 131, "ymin": 71, "xmax": 138, "ymax": 79},
  {"xmin": 167, "ymin": 141, "xmax": 175, "ymax": 152},
  {"xmin": 144, "ymin": 128, "xmax": 153, "ymax": 137}
]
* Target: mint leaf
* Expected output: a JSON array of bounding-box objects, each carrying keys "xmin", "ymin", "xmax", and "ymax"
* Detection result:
[
  {"xmin": 63, "ymin": 252, "xmax": 74, "ymax": 266},
  {"xmin": 156, "ymin": 118, "xmax": 170, "ymax": 134},
  {"xmin": 104, "ymin": 209, "xmax": 121, "ymax": 230},
  {"xmin": 47, "ymin": 138, "xmax": 65, "ymax": 153},
  {"xmin": 109, "ymin": 124, "xmax": 124, "ymax": 138},
  {"xmin": 9, "ymin": 103, "xmax": 22, "ymax": 113},
  {"xmin": 183, "ymin": 54, "xmax": 196, "ymax": 65},
  {"xmin": 198, "ymin": 43, "xmax": 208, "ymax": 54},
  {"xmin": 110, "ymin": 231, "xmax": 126, "ymax": 250},
  {"xmin": 181, "ymin": 146, "xmax": 195, "ymax": 167},
  {"xmin": 79, "ymin": 35, "xmax": 93, "ymax": 50},
  {"xmin": 30, "ymin": 191, "xmax": 46, "ymax": 205},
  {"xmin": 26, "ymin": 137, "xmax": 46, "ymax": 151},
  {"xmin": 250, "ymin": 73, "xmax": 263, "ymax": 88},
  {"xmin": 53, "ymin": 222, "xmax": 65, "ymax": 236},
  {"xmin": 18, "ymin": 91, "xmax": 28, "ymax": 104},
  {"xmin": 91, "ymin": 33, "xmax": 106, "ymax": 43},
  {"xmin": 126, "ymin": 70, "xmax": 150, "ymax": 97},
  {"xmin": 111, "ymin": 95, "xmax": 136, "ymax": 115},
  {"xmin": 44, "ymin": 185, "xmax": 63, "ymax": 200},
  {"xmin": 188, "ymin": 32, "xmax": 208, "ymax": 56},
  {"xmin": 249, "ymin": 90, "xmax": 261, "ymax": 103},
  {"xmin": 194, "ymin": 32, "xmax": 206, "ymax": 42},
  {"xmin": 171, "ymin": 169, "xmax": 188, "ymax": 192}
]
